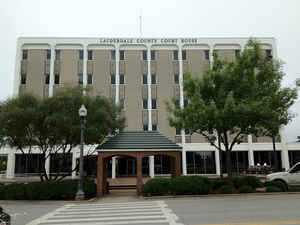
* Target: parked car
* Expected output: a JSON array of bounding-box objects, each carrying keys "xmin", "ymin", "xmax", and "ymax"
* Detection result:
[
  {"xmin": 0, "ymin": 207, "xmax": 10, "ymax": 225},
  {"xmin": 266, "ymin": 162, "xmax": 300, "ymax": 189}
]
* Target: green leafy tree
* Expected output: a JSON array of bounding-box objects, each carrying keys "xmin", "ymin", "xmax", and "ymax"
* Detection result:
[
  {"xmin": 0, "ymin": 87, "xmax": 125, "ymax": 181},
  {"xmin": 168, "ymin": 40, "xmax": 297, "ymax": 181}
]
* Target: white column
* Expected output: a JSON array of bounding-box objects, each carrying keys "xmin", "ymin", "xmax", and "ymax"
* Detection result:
[
  {"xmin": 209, "ymin": 47, "xmax": 214, "ymax": 69},
  {"xmin": 115, "ymin": 45, "xmax": 120, "ymax": 104},
  {"xmin": 72, "ymin": 151, "xmax": 78, "ymax": 179},
  {"xmin": 248, "ymin": 135, "xmax": 254, "ymax": 166},
  {"xmin": 49, "ymin": 45, "xmax": 55, "ymax": 97},
  {"xmin": 149, "ymin": 155, "xmax": 155, "ymax": 178},
  {"xmin": 6, "ymin": 151, "xmax": 16, "ymax": 179},
  {"xmin": 178, "ymin": 44, "xmax": 187, "ymax": 175},
  {"xmin": 13, "ymin": 41, "xmax": 22, "ymax": 97},
  {"xmin": 147, "ymin": 46, "xmax": 152, "ymax": 130},
  {"xmin": 280, "ymin": 127, "xmax": 290, "ymax": 170},
  {"xmin": 83, "ymin": 45, "xmax": 88, "ymax": 90},
  {"xmin": 112, "ymin": 157, "xmax": 116, "ymax": 179},
  {"xmin": 45, "ymin": 153, "xmax": 50, "ymax": 178},
  {"xmin": 215, "ymin": 149, "xmax": 221, "ymax": 175}
]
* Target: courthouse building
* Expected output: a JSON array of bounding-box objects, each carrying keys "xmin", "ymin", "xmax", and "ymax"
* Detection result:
[{"xmin": 2, "ymin": 37, "xmax": 300, "ymax": 179}]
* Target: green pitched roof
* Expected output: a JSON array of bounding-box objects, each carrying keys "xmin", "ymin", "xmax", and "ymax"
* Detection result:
[{"xmin": 97, "ymin": 131, "xmax": 182, "ymax": 150}]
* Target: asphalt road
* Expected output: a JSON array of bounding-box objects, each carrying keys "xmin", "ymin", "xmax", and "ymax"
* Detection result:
[{"xmin": 1, "ymin": 194, "xmax": 300, "ymax": 225}]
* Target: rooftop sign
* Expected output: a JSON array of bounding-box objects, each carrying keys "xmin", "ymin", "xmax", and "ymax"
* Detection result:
[{"xmin": 99, "ymin": 38, "xmax": 198, "ymax": 44}]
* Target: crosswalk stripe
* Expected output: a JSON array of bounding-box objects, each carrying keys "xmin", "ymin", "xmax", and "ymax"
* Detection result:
[{"xmin": 27, "ymin": 201, "xmax": 183, "ymax": 225}]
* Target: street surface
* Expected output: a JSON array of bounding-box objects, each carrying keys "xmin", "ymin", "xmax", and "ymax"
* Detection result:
[{"xmin": 1, "ymin": 194, "xmax": 300, "ymax": 225}]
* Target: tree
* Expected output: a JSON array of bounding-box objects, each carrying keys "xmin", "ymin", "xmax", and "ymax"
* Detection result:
[
  {"xmin": 0, "ymin": 87, "xmax": 125, "ymax": 181},
  {"xmin": 168, "ymin": 40, "xmax": 297, "ymax": 181}
]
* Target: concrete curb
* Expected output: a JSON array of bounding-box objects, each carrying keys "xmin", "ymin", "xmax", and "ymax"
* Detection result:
[{"xmin": 142, "ymin": 191, "xmax": 300, "ymax": 200}]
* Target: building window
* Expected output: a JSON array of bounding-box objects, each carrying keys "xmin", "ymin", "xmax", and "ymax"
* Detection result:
[
  {"xmin": 87, "ymin": 74, "xmax": 93, "ymax": 84},
  {"xmin": 110, "ymin": 74, "xmax": 116, "ymax": 84},
  {"xmin": 119, "ymin": 99, "xmax": 125, "ymax": 110},
  {"xmin": 204, "ymin": 50, "xmax": 210, "ymax": 60},
  {"xmin": 46, "ymin": 50, "xmax": 51, "ymax": 60},
  {"xmin": 184, "ymin": 99, "xmax": 188, "ymax": 108},
  {"xmin": 45, "ymin": 73, "xmax": 50, "ymax": 84},
  {"xmin": 88, "ymin": 50, "xmax": 93, "ymax": 60},
  {"xmin": 173, "ymin": 50, "xmax": 178, "ymax": 60},
  {"xmin": 119, "ymin": 50, "xmax": 125, "ymax": 60},
  {"xmin": 78, "ymin": 73, "xmax": 83, "ymax": 84},
  {"xmin": 21, "ymin": 73, "xmax": 26, "ymax": 84},
  {"xmin": 235, "ymin": 49, "xmax": 240, "ymax": 57},
  {"xmin": 176, "ymin": 128, "xmax": 181, "ymax": 135},
  {"xmin": 151, "ymin": 50, "xmax": 156, "ymax": 60},
  {"xmin": 142, "ymin": 50, "xmax": 147, "ymax": 60},
  {"xmin": 111, "ymin": 50, "xmax": 116, "ymax": 60},
  {"xmin": 182, "ymin": 50, "xmax": 187, "ymax": 60},
  {"xmin": 143, "ymin": 124, "xmax": 148, "ymax": 131},
  {"xmin": 151, "ymin": 74, "xmax": 156, "ymax": 84},
  {"xmin": 152, "ymin": 124, "xmax": 157, "ymax": 131},
  {"xmin": 266, "ymin": 49, "xmax": 272, "ymax": 60},
  {"xmin": 119, "ymin": 74, "xmax": 125, "ymax": 84},
  {"xmin": 151, "ymin": 99, "xmax": 157, "ymax": 109},
  {"xmin": 174, "ymin": 73, "xmax": 179, "ymax": 84},
  {"xmin": 54, "ymin": 73, "xmax": 60, "ymax": 84},
  {"xmin": 187, "ymin": 152, "xmax": 216, "ymax": 174},
  {"xmin": 79, "ymin": 50, "xmax": 83, "ymax": 60},
  {"xmin": 22, "ymin": 50, "xmax": 28, "ymax": 60},
  {"xmin": 142, "ymin": 74, "xmax": 147, "ymax": 84},
  {"xmin": 55, "ymin": 50, "xmax": 60, "ymax": 60},
  {"xmin": 143, "ymin": 99, "xmax": 148, "ymax": 109}
]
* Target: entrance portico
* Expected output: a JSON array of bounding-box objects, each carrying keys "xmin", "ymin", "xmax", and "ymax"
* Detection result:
[{"xmin": 96, "ymin": 131, "xmax": 182, "ymax": 197}]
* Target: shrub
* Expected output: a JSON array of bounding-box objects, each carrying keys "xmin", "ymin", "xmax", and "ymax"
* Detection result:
[
  {"xmin": 232, "ymin": 176, "xmax": 263, "ymax": 189},
  {"xmin": 169, "ymin": 176, "xmax": 211, "ymax": 195},
  {"xmin": 142, "ymin": 178, "xmax": 170, "ymax": 196},
  {"xmin": 265, "ymin": 180, "xmax": 287, "ymax": 192},
  {"xmin": 0, "ymin": 179, "xmax": 96, "ymax": 200},
  {"xmin": 239, "ymin": 185, "xmax": 254, "ymax": 193},
  {"xmin": 266, "ymin": 186, "xmax": 281, "ymax": 192},
  {"xmin": 210, "ymin": 178, "xmax": 229, "ymax": 191},
  {"xmin": 219, "ymin": 185, "xmax": 233, "ymax": 194}
]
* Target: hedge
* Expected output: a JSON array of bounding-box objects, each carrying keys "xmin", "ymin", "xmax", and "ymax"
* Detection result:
[
  {"xmin": 219, "ymin": 185, "xmax": 234, "ymax": 194},
  {"xmin": 0, "ymin": 179, "xmax": 96, "ymax": 200},
  {"xmin": 239, "ymin": 185, "xmax": 254, "ymax": 193},
  {"xmin": 142, "ymin": 178, "xmax": 170, "ymax": 196},
  {"xmin": 265, "ymin": 181, "xmax": 287, "ymax": 192},
  {"xmin": 266, "ymin": 186, "xmax": 281, "ymax": 192}
]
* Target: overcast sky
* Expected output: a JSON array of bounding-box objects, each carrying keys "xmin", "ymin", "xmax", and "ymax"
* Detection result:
[{"xmin": 0, "ymin": 0, "xmax": 299, "ymax": 141}]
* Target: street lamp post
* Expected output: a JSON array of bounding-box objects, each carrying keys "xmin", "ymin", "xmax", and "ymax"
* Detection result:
[{"xmin": 75, "ymin": 104, "xmax": 87, "ymax": 200}]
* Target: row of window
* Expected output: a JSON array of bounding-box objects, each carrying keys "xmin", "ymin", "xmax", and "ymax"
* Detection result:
[
  {"xmin": 110, "ymin": 73, "xmax": 179, "ymax": 85},
  {"xmin": 142, "ymin": 99, "xmax": 157, "ymax": 109},
  {"xmin": 22, "ymin": 49, "xmax": 273, "ymax": 61}
]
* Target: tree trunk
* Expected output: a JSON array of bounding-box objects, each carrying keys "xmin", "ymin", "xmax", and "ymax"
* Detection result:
[
  {"xmin": 226, "ymin": 150, "xmax": 233, "ymax": 184},
  {"xmin": 272, "ymin": 136, "xmax": 279, "ymax": 172}
]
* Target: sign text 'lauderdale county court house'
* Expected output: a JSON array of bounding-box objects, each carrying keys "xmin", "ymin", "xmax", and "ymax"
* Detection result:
[{"xmin": 99, "ymin": 38, "xmax": 198, "ymax": 44}]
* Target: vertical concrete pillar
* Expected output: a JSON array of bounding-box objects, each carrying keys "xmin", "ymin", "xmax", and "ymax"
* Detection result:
[
  {"xmin": 83, "ymin": 45, "xmax": 88, "ymax": 90},
  {"xmin": 6, "ymin": 151, "xmax": 16, "ymax": 179},
  {"xmin": 280, "ymin": 127, "xmax": 290, "ymax": 170},
  {"xmin": 115, "ymin": 45, "xmax": 120, "ymax": 104},
  {"xmin": 13, "ymin": 40, "xmax": 22, "ymax": 97},
  {"xmin": 72, "ymin": 151, "xmax": 78, "ymax": 179},
  {"xmin": 112, "ymin": 157, "xmax": 116, "ymax": 179},
  {"xmin": 248, "ymin": 135, "xmax": 254, "ymax": 166},
  {"xmin": 49, "ymin": 45, "xmax": 55, "ymax": 97},
  {"xmin": 149, "ymin": 155, "xmax": 155, "ymax": 178}
]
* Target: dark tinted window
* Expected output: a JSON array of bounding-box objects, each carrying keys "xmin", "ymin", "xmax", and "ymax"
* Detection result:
[
  {"xmin": 151, "ymin": 50, "xmax": 155, "ymax": 60},
  {"xmin": 78, "ymin": 73, "xmax": 83, "ymax": 84},
  {"xmin": 120, "ymin": 50, "xmax": 125, "ymax": 60},
  {"xmin": 173, "ymin": 50, "xmax": 178, "ymax": 60},
  {"xmin": 55, "ymin": 50, "xmax": 60, "ymax": 60},
  {"xmin": 119, "ymin": 74, "xmax": 124, "ymax": 84},
  {"xmin": 111, "ymin": 50, "xmax": 116, "ymax": 60},
  {"xmin": 152, "ymin": 124, "xmax": 157, "ymax": 131},
  {"xmin": 143, "ymin": 124, "xmax": 148, "ymax": 131},
  {"xmin": 142, "ymin": 74, "xmax": 147, "ymax": 84},
  {"xmin": 266, "ymin": 49, "xmax": 272, "ymax": 59},
  {"xmin": 182, "ymin": 50, "xmax": 187, "ymax": 60},
  {"xmin": 143, "ymin": 99, "xmax": 148, "ymax": 109},
  {"xmin": 176, "ymin": 128, "xmax": 181, "ymax": 135},
  {"xmin": 88, "ymin": 50, "xmax": 93, "ymax": 60},
  {"xmin": 174, "ymin": 73, "xmax": 179, "ymax": 84},
  {"xmin": 204, "ymin": 50, "xmax": 209, "ymax": 60},
  {"xmin": 55, "ymin": 73, "xmax": 60, "ymax": 84},
  {"xmin": 111, "ymin": 74, "xmax": 116, "ymax": 84},
  {"xmin": 87, "ymin": 74, "xmax": 93, "ymax": 84},
  {"xmin": 151, "ymin": 74, "xmax": 156, "ymax": 84},
  {"xmin": 45, "ymin": 73, "xmax": 50, "ymax": 84},
  {"xmin": 46, "ymin": 50, "xmax": 51, "ymax": 60},
  {"xmin": 79, "ymin": 50, "xmax": 83, "ymax": 60},
  {"xmin": 21, "ymin": 73, "xmax": 26, "ymax": 84},
  {"xmin": 142, "ymin": 50, "xmax": 147, "ymax": 60},
  {"xmin": 152, "ymin": 99, "xmax": 157, "ymax": 109},
  {"xmin": 235, "ymin": 49, "xmax": 240, "ymax": 57},
  {"xmin": 22, "ymin": 50, "xmax": 28, "ymax": 60}
]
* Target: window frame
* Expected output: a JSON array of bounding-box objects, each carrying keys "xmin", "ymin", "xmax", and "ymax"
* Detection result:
[
  {"xmin": 111, "ymin": 50, "xmax": 116, "ymax": 60},
  {"xmin": 22, "ymin": 50, "xmax": 28, "ymax": 60},
  {"xmin": 119, "ymin": 50, "xmax": 125, "ymax": 60},
  {"xmin": 151, "ymin": 99, "xmax": 157, "ymax": 109},
  {"xmin": 110, "ymin": 74, "xmax": 116, "ymax": 84},
  {"xmin": 151, "ymin": 74, "xmax": 156, "ymax": 84},
  {"xmin": 152, "ymin": 124, "xmax": 157, "ymax": 131},
  {"xmin": 87, "ymin": 74, "xmax": 93, "ymax": 85},
  {"xmin": 142, "ymin": 50, "xmax": 147, "ymax": 61},
  {"xmin": 88, "ymin": 50, "xmax": 93, "ymax": 60},
  {"xmin": 182, "ymin": 50, "xmax": 187, "ymax": 60},
  {"xmin": 54, "ymin": 73, "xmax": 60, "ymax": 85},
  {"xmin": 143, "ymin": 99, "xmax": 148, "ymax": 109},
  {"xmin": 45, "ymin": 73, "xmax": 50, "ymax": 85},
  {"xmin": 79, "ymin": 50, "xmax": 83, "ymax": 60},
  {"xmin": 55, "ymin": 50, "xmax": 60, "ymax": 60},
  {"xmin": 142, "ymin": 74, "xmax": 147, "ymax": 84},
  {"xmin": 204, "ymin": 50, "xmax": 210, "ymax": 60},
  {"xmin": 21, "ymin": 73, "xmax": 26, "ymax": 85},
  {"xmin": 119, "ymin": 74, "xmax": 125, "ymax": 84},
  {"xmin": 143, "ymin": 124, "xmax": 148, "ymax": 131},
  {"xmin": 173, "ymin": 50, "xmax": 178, "ymax": 60},
  {"xmin": 78, "ymin": 73, "xmax": 83, "ymax": 85},
  {"xmin": 174, "ymin": 73, "xmax": 179, "ymax": 84},
  {"xmin": 151, "ymin": 50, "xmax": 156, "ymax": 60},
  {"xmin": 46, "ymin": 49, "xmax": 51, "ymax": 60}
]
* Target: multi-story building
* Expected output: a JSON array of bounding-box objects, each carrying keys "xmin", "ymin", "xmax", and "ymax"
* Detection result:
[{"xmin": 2, "ymin": 37, "xmax": 300, "ymax": 179}]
